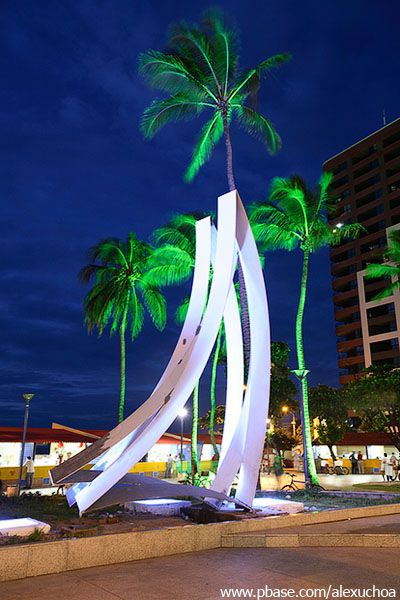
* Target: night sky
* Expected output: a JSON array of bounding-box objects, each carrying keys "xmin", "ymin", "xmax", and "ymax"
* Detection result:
[{"xmin": 1, "ymin": 1, "xmax": 399, "ymax": 430}]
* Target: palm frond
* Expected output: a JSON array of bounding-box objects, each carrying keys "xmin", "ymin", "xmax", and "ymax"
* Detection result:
[
  {"xmin": 169, "ymin": 24, "xmax": 221, "ymax": 93},
  {"xmin": 175, "ymin": 295, "xmax": 190, "ymax": 325},
  {"xmin": 151, "ymin": 225, "xmax": 194, "ymax": 255},
  {"xmin": 141, "ymin": 94, "xmax": 205, "ymax": 138},
  {"xmin": 328, "ymin": 223, "xmax": 365, "ymax": 248},
  {"xmin": 137, "ymin": 284, "xmax": 166, "ymax": 331},
  {"xmin": 269, "ymin": 177, "xmax": 308, "ymax": 231},
  {"xmin": 365, "ymin": 262, "xmax": 399, "ymax": 280},
  {"xmin": 229, "ymin": 53, "xmax": 291, "ymax": 102},
  {"xmin": 202, "ymin": 9, "xmax": 239, "ymax": 93},
  {"xmin": 138, "ymin": 50, "xmax": 208, "ymax": 99},
  {"xmin": 185, "ymin": 112, "xmax": 224, "ymax": 182},
  {"xmin": 233, "ymin": 105, "xmax": 281, "ymax": 154},
  {"xmin": 145, "ymin": 245, "xmax": 195, "ymax": 286}
]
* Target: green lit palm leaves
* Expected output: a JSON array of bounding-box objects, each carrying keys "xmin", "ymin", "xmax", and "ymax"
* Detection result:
[
  {"xmin": 365, "ymin": 229, "xmax": 400, "ymax": 299},
  {"xmin": 79, "ymin": 233, "xmax": 166, "ymax": 423},
  {"xmin": 250, "ymin": 172, "xmax": 363, "ymax": 485},
  {"xmin": 139, "ymin": 10, "xmax": 290, "ymax": 184}
]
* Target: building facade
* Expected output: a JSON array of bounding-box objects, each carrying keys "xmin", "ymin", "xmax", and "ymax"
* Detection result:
[{"xmin": 323, "ymin": 118, "xmax": 400, "ymax": 385}]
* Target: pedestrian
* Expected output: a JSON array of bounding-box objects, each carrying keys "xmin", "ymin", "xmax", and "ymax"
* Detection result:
[
  {"xmin": 272, "ymin": 453, "xmax": 284, "ymax": 489},
  {"xmin": 381, "ymin": 453, "xmax": 388, "ymax": 481},
  {"xmin": 389, "ymin": 452, "xmax": 397, "ymax": 481},
  {"xmin": 349, "ymin": 452, "xmax": 357, "ymax": 475},
  {"xmin": 23, "ymin": 456, "xmax": 35, "ymax": 489},
  {"xmin": 165, "ymin": 454, "xmax": 173, "ymax": 478},
  {"xmin": 385, "ymin": 458, "xmax": 395, "ymax": 482},
  {"xmin": 357, "ymin": 451, "xmax": 364, "ymax": 474}
]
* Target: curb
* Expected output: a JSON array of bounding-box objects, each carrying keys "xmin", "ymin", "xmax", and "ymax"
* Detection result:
[{"xmin": 1, "ymin": 502, "xmax": 400, "ymax": 582}]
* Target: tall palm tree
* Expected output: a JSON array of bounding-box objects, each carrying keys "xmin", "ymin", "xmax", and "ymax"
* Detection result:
[
  {"xmin": 79, "ymin": 233, "xmax": 166, "ymax": 423},
  {"xmin": 139, "ymin": 9, "xmax": 290, "ymax": 366},
  {"xmin": 365, "ymin": 229, "xmax": 400, "ymax": 299},
  {"xmin": 249, "ymin": 172, "xmax": 363, "ymax": 485}
]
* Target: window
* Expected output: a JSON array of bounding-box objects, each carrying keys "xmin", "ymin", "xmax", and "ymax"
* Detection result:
[
  {"xmin": 390, "ymin": 338, "xmax": 399, "ymax": 350},
  {"xmin": 334, "ymin": 161, "xmax": 347, "ymax": 175},
  {"xmin": 343, "ymin": 203, "xmax": 352, "ymax": 214},
  {"xmin": 376, "ymin": 204, "xmax": 384, "ymax": 214},
  {"xmin": 340, "ymin": 189, "xmax": 350, "ymax": 201},
  {"xmin": 373, "ymin": 174, "xmax": 381, "ymax": 185}
]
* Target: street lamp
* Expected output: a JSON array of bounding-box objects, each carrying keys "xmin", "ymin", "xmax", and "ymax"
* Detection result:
[
  {"xmin": 177, "ymin": 407, "xmax": 187, "ymax": 464},
  {"xmin": 17, "ymin": 393, "xmax": 35, "ymax": 496},
  {"xmin": 282, "ymin": 406, "xmax": 297, "ymax": 438},
  {"xmin": 266, "ymin": 418, "xmax": 271, "ymax": 475}
]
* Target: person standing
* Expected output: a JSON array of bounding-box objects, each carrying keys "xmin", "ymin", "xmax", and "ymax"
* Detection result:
[
  {"xmin": 165, "ymin": 454, "xmax": 173, "ymax": 478},
  {"xmin": 272, "ymin": 453, "xmax": 284, "ymax": 489},
  {"xmin": 349, "ymin": 452, "xmax": 357, "ymax": 475},
  {"xmin": 389, "ymin": 452, "xmax": 397, "ymax": 481},
  {"xmin": 357, "ymin": 451, "xmax": 364, "ymax": 474},
  {"xmin": 23, "ymin": 456, "xmax": 35, "ymax": 489},
  {"xmin": 381, "ymin": 453, "xmax": 388, "ymax": 481}
]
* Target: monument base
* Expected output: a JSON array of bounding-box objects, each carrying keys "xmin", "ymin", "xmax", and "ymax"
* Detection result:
[{"xmin": 125, "ymin": 498, "xmax": 192, "ymax": 516}]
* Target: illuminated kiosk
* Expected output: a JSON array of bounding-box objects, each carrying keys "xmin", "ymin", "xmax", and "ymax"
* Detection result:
[{"xmin": 50, "ymin": 190, "xmax": 271, "ymax": 515}]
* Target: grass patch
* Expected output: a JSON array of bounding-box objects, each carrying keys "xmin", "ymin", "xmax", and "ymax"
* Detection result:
[
  {"xmin": 352, "ymin": 483, "xmax": 400, "ymax": 493},
  {"xmin": 257, "ymin": 489, "xmax": 400, "ymax": 511},
  {"xmin": 0, "ymin": 491, "xmax": 79, "ymax": 524}
]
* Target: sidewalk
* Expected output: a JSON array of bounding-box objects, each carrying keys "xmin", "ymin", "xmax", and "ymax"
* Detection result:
[
  {"xmin": 260, "ymin": 471, "xmax": 398, "ymax": 492},
  {"xmin": 0, "ymin": 545, "xmax": 399, "ymax": 599}
]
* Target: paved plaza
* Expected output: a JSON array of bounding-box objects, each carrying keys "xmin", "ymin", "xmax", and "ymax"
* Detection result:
[{"xmin": 0, "ymin": 545, "xmax": 399, "ymax": 599}]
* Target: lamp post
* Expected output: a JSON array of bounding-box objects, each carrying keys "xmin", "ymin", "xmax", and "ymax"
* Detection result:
[
  {"xmin": 17, "ymin": 393, "xmax": 35, "ymax": 496},
  {"xmin": 282, "ymin": 405, "xmax": 297, "ymax": 438},
  {"xmin": 177, "ymin": 407, "xmax": 187, "ymax": 464},
  {"xmin": 266, "ymin": 418, "xmax": 271, "ymax": 475}
]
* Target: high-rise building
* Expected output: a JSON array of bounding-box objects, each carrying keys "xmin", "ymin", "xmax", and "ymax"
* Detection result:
[{"xmin": 323, "ymin": 118, "xmax": 400, "ymax": 385}]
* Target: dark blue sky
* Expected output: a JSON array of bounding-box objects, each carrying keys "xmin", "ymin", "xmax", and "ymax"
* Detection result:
[{"xmin": 1, "ymin": 1, "xmax": 399, "ymax": 430}]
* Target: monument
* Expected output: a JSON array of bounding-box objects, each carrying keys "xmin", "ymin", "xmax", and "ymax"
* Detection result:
[{"xmin": 50, "ymin": 190, "xmax": 271, "ymax": 514}]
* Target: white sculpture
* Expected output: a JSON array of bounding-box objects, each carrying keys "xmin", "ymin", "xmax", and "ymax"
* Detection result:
[{"xmin": 50, "ymin": 190, "xmax": 271, "ymax": 513}]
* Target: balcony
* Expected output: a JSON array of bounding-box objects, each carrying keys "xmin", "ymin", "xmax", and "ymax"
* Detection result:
[
  {"xmin": 384, "ymin": 146, "xmax": 400, "ymax": 164},
  {"xmin": 383, "ymin": 130, "xmax": 400, "ymax": 148},
  {"xmin": 351, "ymin": 144, "xmax": 378, "ymax": 166},
  {"xmin": 354, "ymin": 159, "xmax": 379, "ymax": 180}
]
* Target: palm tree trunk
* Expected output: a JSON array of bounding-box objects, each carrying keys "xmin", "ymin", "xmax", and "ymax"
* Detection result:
[
  {"xmin": 191, "ymin": 381, "xmax": 199, "ymax": 485},
  {"xmin": 222, "ymin": 110, "xmax": 235, "ymax": 191},
  {"xmin": 119, "ymin": 327, "xmax": 126, "ymax": 424},
  {"xmin": 295, "ymin": 250, "xmax": 318, "ymax": 486},
  {"xmin": 210, "ymin": 324, "xmax": 223, "ymax": 461},
  {"xmin": 222, "ymin": 109, "xmax": 251, "ymax": 374}
]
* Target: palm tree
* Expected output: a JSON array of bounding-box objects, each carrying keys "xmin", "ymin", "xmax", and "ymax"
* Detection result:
[
  {"xmin": 364, "ymin": 229, "xmax": 400, "ymax": 299},
  {"xmin": 79, "ymin": 233, "xmax": 166, "ymax": 423},
  {"xmin": 249, "ymin": 172, "xmax": 363, "ymax": 485},
  {"xmin": 139, "ymin": 9, "xmax": 290, "ymax": 366}
]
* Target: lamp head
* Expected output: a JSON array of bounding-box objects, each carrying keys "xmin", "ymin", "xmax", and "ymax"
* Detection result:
[
  {"xmin": 22, "ymin": 394, "xmax": 35, "ymax": 403},
  {"xmin": 177, "ymin": 408, "xmax": 187, "ymax": 418},
  {"xmin": 281, "ymin": 406, "xmax": 289, "ymax": 413}
]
